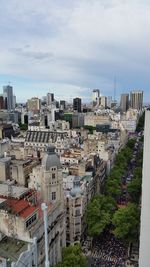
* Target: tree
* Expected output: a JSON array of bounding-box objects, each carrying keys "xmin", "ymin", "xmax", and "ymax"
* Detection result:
[
  {"xmin": 106, "ymin": 178, "xmax": 121, "ymax": 199},
  {"xmin": 86, "ymin": 195, "xmax": 116, "ymax": 237},
  {"xmin": 112, "ymin": 203, "xmax": 140, "ymax": 244},
  {"xmin": 55, "ymin": 244, "xmax": 87, "ymax": 267},
  {"xmin": 127, "ymin": 177, "xmax": 142, "ymax": 203},
  {"xmin": 83, "ymin": 125, "xmax": 96, "ymax": 134},
  {"xmin": 19, "ymin": 123, "xmax": 28, "ymax": 131},
  {"xmin": 133, "ymin": 167, "xmax": 142, "ymax": 179},
  {"xmin": 126, "ymin": 139, "xmax": 136, "ymax": 150},
  {"xmin": 136, "ymin": 112, "xmax": 145, "ymax": 132}
]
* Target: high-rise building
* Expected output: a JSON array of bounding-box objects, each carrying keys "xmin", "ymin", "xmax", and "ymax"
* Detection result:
[
  {"xmin": 92, "ymin": 89, "xmax": 100, "ymax": 106},
  {"xmin": 130, "ymin": 90, "xmax": 143, "ymax": 110},
  {"xmin": 100, "ymin": 96, "xmax": 107, "ymax": 108},
  {"xmin": 3, "ymin": 85, "xmax": 13, "ymax": 110},
  {"xmin": 120, "ymin": 93, "xmax": 129, "ymax": 112},
  {"xmin": 27, "ymin": 97, "xmax": 41, "ymax": 112},
  {"xmin": 46, "ymin": 93, "xmax": 54, "ymax": 106},
  {"xmin": 13, "ymin": 95, "xmax": 16, "ymax": 108},
  {"xmin": 139, "ymin": 110, "xmax": 150, "ymax": 267},
  {"xmin": 107, "ymin": 96, "xmax": 112, "ymax": 108},
  {"xmin": 0, "ymin": 95, "xmax": 4, "ymax": 110},
  {"xmin": 60, "ymin": 100, "xmax": 66, "ymax": 110},
  {"xmin": 73, "ymin": 98, "xmax": 81, "ymax": 112}
]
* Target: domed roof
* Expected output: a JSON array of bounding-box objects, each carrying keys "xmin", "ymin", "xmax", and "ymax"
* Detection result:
[
  {"xmin": 42, "ymin": 146, "xmax": 61, "ymax": 171},
  {"xmin": 70, "ymin": 186, "xmax": 83, "ymax": 197}
]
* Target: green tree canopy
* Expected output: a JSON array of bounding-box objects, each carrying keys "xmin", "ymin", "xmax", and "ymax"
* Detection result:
[
  {"xmin": 133, "ymin": 167, "xmax": 142, "ymax": 179},
  {"xmin": 86, "ymin": 195, "xmax": 116, "ymax": 237},
  {"xmin": 55, "ymin": 244, "xmax": 87, "ymax": 267},
  {"xmin": 136, "ymin": 112, "xmax": 145, "ymax": 132},
  {"xmin": 127, "ymin": 177, "xmax": 142, "ymax": 203},
  {"xmin": 112, "ymin": 203, "xmax": 140, "ymax": 244},
  {"xmin": 126, "ymin": 138, "xmax": 136, "ymax": 150},
  {"xmin": 106, "ymin": 178, "xmax": 121, "ymax": 199}
]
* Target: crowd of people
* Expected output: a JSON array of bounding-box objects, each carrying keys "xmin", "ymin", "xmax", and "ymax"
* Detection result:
[{"xmin": 91, "ymin": 231, "xmax": 127, "ymax": 266}]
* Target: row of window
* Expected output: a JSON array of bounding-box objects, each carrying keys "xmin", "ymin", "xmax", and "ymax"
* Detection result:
[{"xmin": 26, "ymin": 213, "xmax": 37, "ymax": 228}]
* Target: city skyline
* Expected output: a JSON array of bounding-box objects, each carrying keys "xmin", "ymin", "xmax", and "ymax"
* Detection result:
[{"xmin": 0, "ymin": 0, "xmax": 150, "ymax": 103}]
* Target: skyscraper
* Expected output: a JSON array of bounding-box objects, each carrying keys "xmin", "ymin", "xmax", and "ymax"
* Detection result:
[
  {"xmin": 107, "ymin": 96, "xmax": 112, "ymax": 108},
  {"xmin": 139, "ymin": 110, "xmax": 150, "ymax": 267},
  {"xmin": 73, "ymin": 98, "xmax": 81, "ymax": 112},
  {"xmin": 46, "ymin": 93, "xmax": 54, "ymax": 106},
  {"xmin": 92, "ymin": 89, "xmax": 100, "ymax": 106},
  {"xmin": 3, "ymin": 85, "xmax": 14, "ymax": 110},
  {"xmin": 0, "ymin": 95, "xmax": 4, "ymax": 110},
  {"xmin": 60, "ymin": 100, "xmax": 66, "ymax": 110},
  {"xmin": 120, "ymin": 93, "xmax": 129, "ymax": 112},
  {"xmin": 100, "ymin": 96, "xmax": 107, "ymax": 108},
  {"xmin": 130, "ymin": 90, "xmax": 143, "ymax": 110}
]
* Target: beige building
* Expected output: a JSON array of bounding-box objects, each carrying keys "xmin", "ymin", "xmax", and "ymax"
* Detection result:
[
  {"xmin": 27, "ymin": 97, "xmax": 41, "ymax": 112},
  {"xmin": 0, "ymin": 147, "xmax": 66, "ymax": 267},
  {"xmin": 10, "ymin": 159, "xmax": 39, "ymax": 186},
  {"xmin": 24, "ymin": 129, "xmax": 69, "ymax": 157},
  {"xmin": 0, "ymin": 157, "xmax": 11, "ymax": 182},
  {"xmin": 84, "ymin": 113, "xmax": 111, "ymax": 127},
  {"xmin": 130, "ymin": 90, "xmax": 143, "ymax": 110}
]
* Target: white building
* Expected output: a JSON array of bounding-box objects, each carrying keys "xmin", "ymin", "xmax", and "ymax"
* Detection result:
[{"xmin": 139, "ymin": 110, "xmax": 150, "ymax": 267}]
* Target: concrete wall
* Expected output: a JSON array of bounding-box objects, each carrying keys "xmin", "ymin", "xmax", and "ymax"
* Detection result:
[{"xmin": 139, "ymin": 110, "xmax": 150, "ymax": 267}]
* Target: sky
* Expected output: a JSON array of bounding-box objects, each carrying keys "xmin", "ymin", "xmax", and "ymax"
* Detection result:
[{"xmin": 0, "ymin": 0, "xmax": 150, "ymax": 103}]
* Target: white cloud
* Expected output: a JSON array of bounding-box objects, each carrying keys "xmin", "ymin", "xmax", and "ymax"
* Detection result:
[{"xmin": 0, "ymin": 0, "xmax": 150, "ymax": 100}]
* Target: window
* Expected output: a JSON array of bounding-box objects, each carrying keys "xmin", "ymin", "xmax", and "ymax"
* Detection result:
[
  {"xmin": 75, "ymin": 209, "xmax": 80, "ymax": 216},
  {"xmin": 26, "ymin": 213, "xmax": 37, "ymax": 228},
  {"xmin": 52, "ymin": 192, "xmax": 56, "ymax": 201},
  {"xmin": 52, "ymin": 173, "xmax": 55, "ymax": 179}
]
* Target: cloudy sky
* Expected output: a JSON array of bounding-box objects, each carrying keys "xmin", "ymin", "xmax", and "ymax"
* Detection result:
[{"xmin": 0, "ymin": 0, "xmax": 150, "ymax": 103}]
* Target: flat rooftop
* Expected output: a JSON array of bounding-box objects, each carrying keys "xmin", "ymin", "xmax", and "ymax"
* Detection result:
[
  {"xmin": 0, "ymin": 236, "xmax": 28, "ymax": 266},
  {"xmin": 0, "ymin": 184, "xmax": 30, "ymax": 199}
]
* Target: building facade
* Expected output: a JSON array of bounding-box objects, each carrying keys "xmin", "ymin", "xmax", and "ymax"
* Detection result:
[
  {"xmin": 130, "ymin": 90, "xmax": 143, "ymax": 110},
  {"xmin": 92, "ymin": 89, "xmax": 100, "ymax": 106},
  {"xmin": 139, "ymin": 110, "xmax": 150, "ymax": 267},
  {"xmin": 120, "ymin": 93, "xmax": 129, "ymax": 112},
  {"xmin": 73, "ymin": 98, "xmax": 82, "ymax": 113},
  {"xmin": 3, "ymin": 85, "xmax": 14, "ymax": 110}
]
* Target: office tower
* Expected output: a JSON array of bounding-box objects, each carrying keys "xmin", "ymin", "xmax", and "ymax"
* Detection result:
[
  {"xmin": 100, "ymin": 96, "xmax": 107, "ymax": 108},
  {"xmin": 120, "ymin": 93, "xmax": 129, "ymax": 112},
  {"xmin": 0, "ymin": 95, "xmax": 4, "ymax": 110},
  {"xmin": 46, "ymin": 93, "xmax": 54, "ymax": 106},
  {"xmin": 107, "ymin": 96, "xmax": 112, "ymax": 108},
  {"xmin": 130, "ymin": 90, "xmax": 143, "ymax": 110},
  {"xmin": 13, "ymin": 95, "xmax": 16, "ymax": 109},
  {"xmin": 73, "ymin": 97, "xmax": 81, "ymax": 112},
  {"xmin": 3, "ymin": 85, "xmax": 13, "ymax": 110},
  {"xmin": 139, "ymin": 110, "xmax": 150, "ymax": 267},
  {"xmin": 27, "ymin": 97, "xmax": 41, "ymax": 112},
  {"xmin": 92, "ymin": 89, "xmax": 100, "ymax": 106},
  {"xmin": 60, "ymin": 100, "xmax": 66, "ymax": 110}
]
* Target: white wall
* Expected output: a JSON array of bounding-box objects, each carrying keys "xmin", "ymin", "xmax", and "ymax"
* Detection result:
[{"xmin": 139, "ymin": 111, "xmax": 150, "ymax": 267}]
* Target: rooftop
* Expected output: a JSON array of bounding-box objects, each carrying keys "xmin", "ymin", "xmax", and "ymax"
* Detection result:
[
  {"xmin": 0, "ymin": 157, "xmax": 11, "ymax": 163},
  {"xmin": 0, "ymin": 236, "xmax": 28, "ymax": 266},
  {"xmin": 0, "ymin": 184, "xmax": 30, "ymax": 199}
]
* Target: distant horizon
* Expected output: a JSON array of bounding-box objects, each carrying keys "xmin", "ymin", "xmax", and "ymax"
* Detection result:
[{"xmin": 0, "ymin": 87, "xmax": 150, "ymax": 105}]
